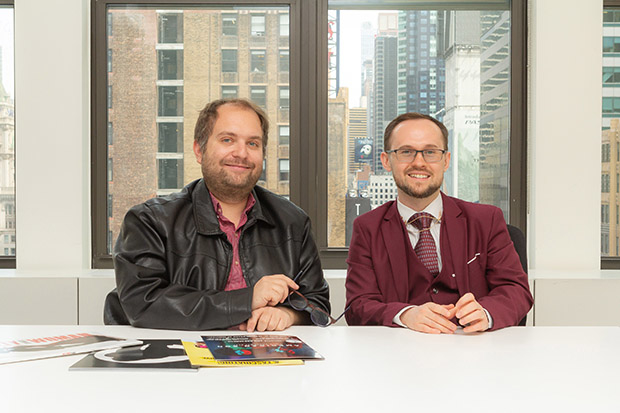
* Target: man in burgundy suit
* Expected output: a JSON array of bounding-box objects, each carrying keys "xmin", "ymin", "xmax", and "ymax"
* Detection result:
[{"xmin": 345, "ymin": 113, "xmax": 533, "ymax": 333}]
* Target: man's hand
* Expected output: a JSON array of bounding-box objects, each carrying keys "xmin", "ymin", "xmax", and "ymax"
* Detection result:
[
  {"xmin": 251, "ymin": 274, "xmax": 298, "ymax": 310},
  {"xmin": 240, "ymin": 307, "xmax": 298, "ymax": 333},
  {"xmin": 454, "ymin": 293, "xmax": 489, "ymax": 333},
  {"xmin": 400, "ymin": 303, "xmax": 457, "ymax": 334}
]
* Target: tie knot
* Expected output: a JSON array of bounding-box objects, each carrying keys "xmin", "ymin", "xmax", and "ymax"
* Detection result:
[{"xmin": 408, "ymin": 212, "xmax": 435, "ymax": 230}]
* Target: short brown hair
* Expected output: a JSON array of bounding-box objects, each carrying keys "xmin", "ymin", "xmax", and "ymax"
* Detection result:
[
  {"xmin": 193, "ymin": 98, "xmax": 269, "ymax": 153},
  {"xmin": 383, "ymin": 112, "xmax": 448, "ymax": 151}
]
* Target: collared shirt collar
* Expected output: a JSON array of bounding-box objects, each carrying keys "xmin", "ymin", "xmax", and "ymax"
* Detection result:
[
  {"xmin": 396, "ymin": 193, "xmax": 443, "ymax": 225},
  {"xmin": 208, "ymin": 190, "xmax": 256, "ymax": 231}
]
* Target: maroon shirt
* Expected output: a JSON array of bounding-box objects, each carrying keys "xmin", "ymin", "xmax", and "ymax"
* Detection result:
[{"xmin": 209, "ymin": 192, "xmax": 256, "ymax": 291}]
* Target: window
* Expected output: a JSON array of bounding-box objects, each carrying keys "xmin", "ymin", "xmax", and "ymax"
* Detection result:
[
  {"xmin": 250, "ymin": 86, "xmax": 266, "ymax": 109},
  {"xmin": 250, "ymin": 50, "xmax": 266, "ymax": 73},
  {"xmin": 279, "ymin": 159, "xmax": 290, "ymax": 181},
  {"xmin": 221, "ymin": 85, "xmax": 238, "ymax": 99},
  {"xmin": 279, "ymin": 125, "xmax": 290, "ymax": 145},
  {"xmin": 158, "ymin": 50, "xmax": 183, "ymax": 80},
  {"xmin": 158, "ymin": 123, "xmax": 183, "ymax": 153},
  {"xmin": 279, "ymin": 87, "xmax": 289, "ymax": 109},
  {"xmin": 158, "ymin": 86, "xmax": 183, "ymax": 117},
  {"xmin": 222, "ymin": 13, "xmax": 237, "ymax": 36},
  {"xmin": 279, "ymin": 13, "xmax": 289, "ymax": 37},
  {"xmin": 92, "ymin": 1, "xmax": 525, "ymax": 269},
  {"xmin": 251, "ymin": 14, "xmax": 265, "ymax": 37},
  {"xmin": 279, "ymin": 49, "xmax": 289, "ymax": 72},
  {"xmin": 327, "ymin": 5, "xmax": 523, "ymax": 249},
  {"xmin": 159, "ymin": 13, "xmax": 183, "ymax": 43},
  {"xmin": 603, "ymin": 143, "xmax": 610, "ymax": 162},
  {"xmin": 221, "ymin": 49, "xmax": 237, "ymax": 73},
  {"xmin": 158, "ymin": 158, "xmax": 183, "ymax": 190},
  {"xmin": 93, "ymin": 4, "xmax": 291, "ymax": 265},
  {"xmin": 108, "ymin": 194, "xmax": 113, "ymax": 219},
  {"xmin": 603, "ymin": 37, "xmax": 620, "ymax": 54},
  {"xmin": 602, "ymin": 204, "xmax": 610, "ymax": 223},
  {"xmin": 603, "ymin": 97, "xmax": 620, "ymax": 114},
  {"xmin": 259, "ymin": 159, "xmax": 267, "ymax": 183},
  {"xmin": 107, "ymin": 122, "xmax": 113, "ymax": 145},
  {"xmin": 603, "ymin": 67, "xmax": 620, "ymax": 85},
  {"xmin": 602, "ymin": 173, "xmax": 610, "ymax": 193}
]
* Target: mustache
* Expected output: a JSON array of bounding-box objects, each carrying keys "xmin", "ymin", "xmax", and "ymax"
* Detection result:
[
  {"xmin": 221, "ymin": 159, "xmax": 255, "ymax": 168},
  {"xmin": 404, "ymin": 167, "xmax": 430, "ymax": 174}
]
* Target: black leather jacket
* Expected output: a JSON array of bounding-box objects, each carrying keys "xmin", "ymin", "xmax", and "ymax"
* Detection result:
[{"xmin": 107, "ymin": 179, "xmax": 330, "ymax": 330}]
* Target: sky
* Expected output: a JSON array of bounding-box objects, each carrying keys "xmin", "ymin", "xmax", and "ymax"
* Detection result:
[
  {"xmin": 337, "ymin": 10, "xmax": 381, "ymax": 108},
  {"xmin": 0, "ymin": 8, "xmax": 14, "ymax": 98}
]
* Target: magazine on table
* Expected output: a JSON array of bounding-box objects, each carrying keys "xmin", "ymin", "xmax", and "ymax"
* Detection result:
[
  {"xmin": 201, "ymin": 334, "xmax": 324, "ymax": 362},
  {"xmin": 70, "ymin": 339, "xmax": 197, "ymax": 371},
  {"xmin": 182, "ymin": 341, "xmax": 304, "ymax": 367},
  {"xmin": 0, "ymin": 333, "xmax": 142, "ymax": 365}
]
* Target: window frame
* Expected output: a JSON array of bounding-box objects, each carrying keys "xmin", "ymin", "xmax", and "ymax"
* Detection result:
[
  {"xmin": 91, "ymin": 0, "xmax": 304, "ymax": 268},
  {"xmin": 91, "ymin": 0, "xmax": 527, "ymax": 269}
]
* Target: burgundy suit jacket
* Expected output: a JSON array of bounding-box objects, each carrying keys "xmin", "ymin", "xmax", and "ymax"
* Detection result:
[{"xmin": 345, "ymin": 193, "xmax": 533, "ymax": 331}]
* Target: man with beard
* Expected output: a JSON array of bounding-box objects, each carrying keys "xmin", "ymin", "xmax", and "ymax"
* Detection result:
[
  {"xmin": 345, "ymin": 113, "xmax": 532, "ymax": 333},
  {"xmin": 105, "ymin": 99, "xmax": 330, "ymax": 331}
]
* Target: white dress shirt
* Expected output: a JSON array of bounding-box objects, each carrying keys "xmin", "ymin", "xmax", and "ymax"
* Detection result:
[{"xmin": 397, "ymin": 195, "xmax": 443, "ymax": 270}]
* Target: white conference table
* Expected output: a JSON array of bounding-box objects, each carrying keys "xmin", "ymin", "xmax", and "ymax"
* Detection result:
[{"xmin": 1, "ymin": 325, "xmax": 619, "ymax": 412}]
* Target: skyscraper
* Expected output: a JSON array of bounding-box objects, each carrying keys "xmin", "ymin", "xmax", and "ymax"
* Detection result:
[
  {"xmin": 397, "ymin": 10, "xmax": 446, "ymax": 117},
  {"xmin": 479, "ymin": 10, "xmax": 511, "ymax": 214},
  {"xmin": 442, "ymin": 11, "xmax": 481, "ymax": 203}
]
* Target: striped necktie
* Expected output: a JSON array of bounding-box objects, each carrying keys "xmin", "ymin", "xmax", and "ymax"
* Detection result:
[{"xmin": 408, "ymin": 212, "xmax": 439, "ymax": 277}]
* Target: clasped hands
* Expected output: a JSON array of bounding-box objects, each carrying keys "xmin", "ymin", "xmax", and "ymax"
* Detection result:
[
  {"xmin": 238, "ymin": 274, "xmax": 299, "ymax": 333},
  {"xmin": 400, "ymin": 293, "xmax": 489, "ymax": 334}
]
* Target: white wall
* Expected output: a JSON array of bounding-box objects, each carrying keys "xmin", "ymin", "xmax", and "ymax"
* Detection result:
[
  {"xmin": 14, "ymin": 0, "xmax": 91, "ymax": 271},
  {"xmin": 10, "ymin": 0, "xmax": 607, "ymax": 274},
  {"xmin": 529, "ymin": 0, "xmax": 603, "ymax": 271}
]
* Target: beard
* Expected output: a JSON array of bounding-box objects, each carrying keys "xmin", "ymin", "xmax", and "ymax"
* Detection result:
[
  {"xmin": 202, "ymin": 157, "xmax": 262, "ymax": 203},
  {"xmin": 393, "ymin": 167, "xmax": 443, "ymax": 200}
]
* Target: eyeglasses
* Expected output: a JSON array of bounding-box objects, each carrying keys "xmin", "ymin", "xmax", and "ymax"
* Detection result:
[
  {"xmin": 288, "ymin": 290, "xmax": 350, "ymax": 327},
  {"xmin": 385, "ymin": 148, "xmax": 447, "ymax": 163}
]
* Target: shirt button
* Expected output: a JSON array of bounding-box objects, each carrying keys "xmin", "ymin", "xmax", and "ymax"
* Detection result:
[
  {"xmin": 451, "ymin": 273, "xmax": 456, "ymax": 278},
  {"xmin": 432, "ymin": 288, "xmax": 438, "ymax": 294}
]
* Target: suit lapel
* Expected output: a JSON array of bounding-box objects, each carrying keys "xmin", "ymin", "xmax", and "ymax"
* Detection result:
[
  {"xmin": 381, "ymin": 202, "xmax": 410, "ymax": 302},
  {"xmin": 442, "ymin": 193, "xmax": 470, "ymax": 294}
]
